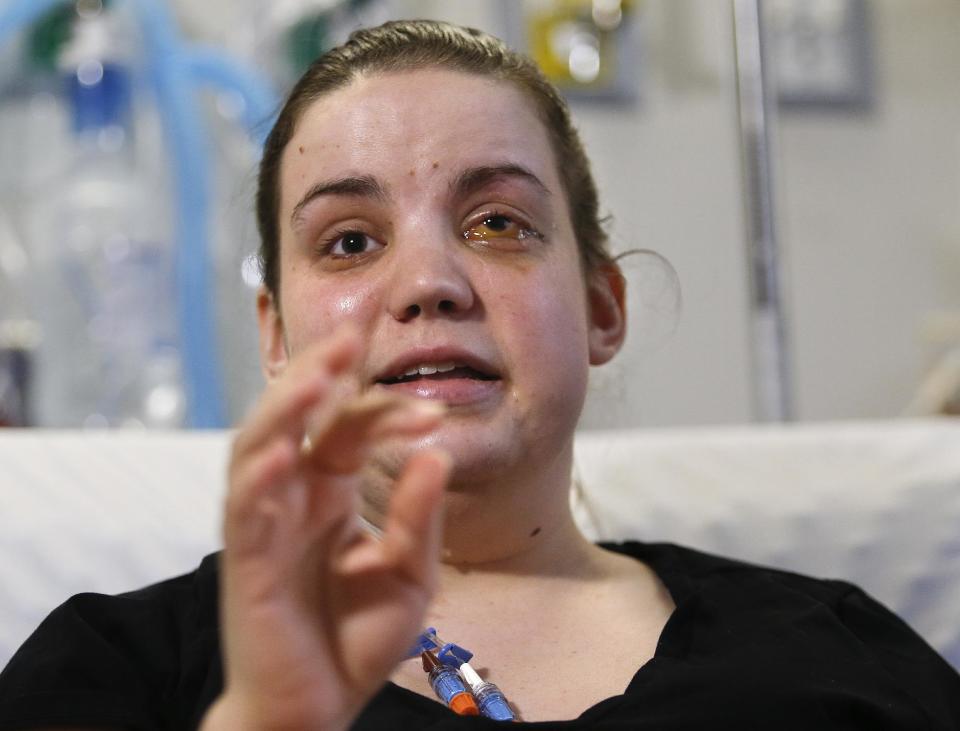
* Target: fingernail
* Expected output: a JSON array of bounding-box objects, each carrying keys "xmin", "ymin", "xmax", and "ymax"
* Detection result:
[
  {"xmin": 406, "ymin": 400, "xmax": 446, "ymax": 418},
  {"xmin": 300, "ymin": 433, "xmax": 314, "ymax": 455},
  {"xmin": 429, "ymin": 449, "xmax": 453, "ymax": 472}
]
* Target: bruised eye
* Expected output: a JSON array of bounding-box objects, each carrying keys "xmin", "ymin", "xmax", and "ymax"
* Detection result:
[
  {"xmin": 325, "ymin": 231, "xmax": 385, "ymax": 257},
  {"xmin": 463, "ymin": 213, "xmax": 542, "ymax": 243}
]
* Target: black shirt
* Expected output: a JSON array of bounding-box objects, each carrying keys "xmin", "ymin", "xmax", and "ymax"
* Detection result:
[{"xmin": 1, "ymin": 542, "xmax": 958, "ymax": 730}]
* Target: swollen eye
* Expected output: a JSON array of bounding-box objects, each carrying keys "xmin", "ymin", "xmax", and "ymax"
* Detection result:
[
  {"xmin": 464, "ymin": 215, "xmax": 522, "ymax": 241},
  {"xmin": 483, "ymin": 215, "xmax": 511, "ymax": 232}
]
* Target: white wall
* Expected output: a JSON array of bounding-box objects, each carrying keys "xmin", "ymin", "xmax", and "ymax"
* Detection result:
[{"xmin": 779, "ymin": 0, "xmax": 960, "ymax": 420}]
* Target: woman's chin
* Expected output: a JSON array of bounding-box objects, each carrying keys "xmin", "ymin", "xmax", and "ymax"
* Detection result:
[{"xmin": 368, "ymin": 428, "xmax": 523, "ymax": 489}]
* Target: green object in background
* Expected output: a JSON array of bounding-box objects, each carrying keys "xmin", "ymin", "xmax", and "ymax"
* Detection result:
[
  {"xmin": 26, "ymin": 4, "xmax": 73, "ymax": 72},
  {"xmin": 25, "ymin": 0, "xmax": 115, "ymax": 73},
  {"xmin": 26, "ymin": 0, "xmax": 113, "ymax": 72},
  {"xmin": 285, "ymin": 0, "xmax": 379, "ymax": 77},
  {"xmin": 287, "ymin": 13, "xmax": 329, "ymax": 78}
]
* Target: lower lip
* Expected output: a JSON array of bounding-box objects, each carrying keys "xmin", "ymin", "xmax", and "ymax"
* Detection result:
[{"xmin": 374, "ymin": 377, "xmax": 502, "ymax": 406}]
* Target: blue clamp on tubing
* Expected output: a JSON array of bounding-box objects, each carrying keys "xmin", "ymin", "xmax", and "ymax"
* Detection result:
[
  {"xmin": 407, "ymin": 627, "xmax": 440, "ymax": 659},
  {"xmin": 406, "ymin": 629, "xmax": 473, "ymax": 666},
  {"xmin": 438, "ymin": 642, "xmax": 474, "ymax": 667}
]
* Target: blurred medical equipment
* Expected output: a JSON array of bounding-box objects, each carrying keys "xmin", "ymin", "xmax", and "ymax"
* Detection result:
[
  {"xmin": 30, "ymin": 5, "xmax": 183, "ymax": 427},
  {"xmin": 0, "ymin": 0, "xmax": 277, "ymax": 427},
  {"xmin": 766, "ymin": 0, "xmax": 874, "ymax": 111},
  {"xmin": 0, "ymin": 211, "xmax": 36, "ymax": 426},
  {"xmin": 500, "ymin": 0, "xmax": 641, "ymax": 103},
  {"xmin": 732, "ymin": 0, "xmax": 792, "ymax": 422}
]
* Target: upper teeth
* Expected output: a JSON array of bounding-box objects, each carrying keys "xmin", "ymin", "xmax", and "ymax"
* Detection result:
[{"xmin": 403, "ymin": 362, "xmax": 459, "ymax": 377}]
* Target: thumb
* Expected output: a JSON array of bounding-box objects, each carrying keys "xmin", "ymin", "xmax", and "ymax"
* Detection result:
[{"xmin": 382, "ymin": 449, "xmax": 451, "ymax": 590}]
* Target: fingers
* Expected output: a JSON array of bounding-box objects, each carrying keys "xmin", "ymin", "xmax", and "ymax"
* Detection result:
[
  {"xmin": 224, "ymin": 372, "xmax": 326, "ymax": 551},
  {"xmin": 303, "ymin": 393, "xmax": 446, "ymax": 474},
  {"xmin": 224, "ymin": 328, "xmax": 362, "ymax": 573},
  {"xmin": 232, "ymin": 327, "xmax": 362, "ymax": 460},
  {"xmin": 217, "ymin": 324, "xmax": 455, "ymax": 731},
  {"xmin": 223, "ymin": 435, "xmax": 301, "ymax": 569},
  {"xmin": 381, "ymin": 449, "xmax": 451, "ymax": 589},
  {"xmin": 226, "ymin": 321, "xmax": 447, "ymax": 567},
  {"xmin": 334, "ymin": 448, "xmax": 450, "ymax": 590}
]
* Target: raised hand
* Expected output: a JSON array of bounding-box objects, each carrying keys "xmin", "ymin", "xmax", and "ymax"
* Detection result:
[{"xmin": 201, "ymin": 327, "xmax": 450, "ymax": 731}]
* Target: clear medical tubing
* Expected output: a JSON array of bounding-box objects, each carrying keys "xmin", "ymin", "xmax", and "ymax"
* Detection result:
[{"xmin": 0, "ymin": 0, "xmax": 278, "ymax": 427}]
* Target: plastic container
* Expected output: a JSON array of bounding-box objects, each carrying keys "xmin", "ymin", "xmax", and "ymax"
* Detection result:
[{"xmin": 26, "ymin": 6, "xmax": 184, "ymax": 427}]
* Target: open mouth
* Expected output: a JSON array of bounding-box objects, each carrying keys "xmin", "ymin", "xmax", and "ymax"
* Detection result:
[{"xmin": 377, "ymin": 364, "xmax": 499, "ymax": 386}]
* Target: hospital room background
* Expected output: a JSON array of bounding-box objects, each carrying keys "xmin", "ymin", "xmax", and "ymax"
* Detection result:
[
  {"xmin": 2, "ymin": 0, "xmax": 959, "ymax": 431},
  {"xmin": 2, "ymin": 0, "xmax": 960, "ymax": 672}
]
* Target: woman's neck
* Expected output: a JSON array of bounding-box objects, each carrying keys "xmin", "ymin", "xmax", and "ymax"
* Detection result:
[
  {"xmin": 362, "ymin": 440, "xmax": 615, "ymax": 589},
  {"xmin": 438, "ymin": 487, "xmax": 601, "ymax": 580}
]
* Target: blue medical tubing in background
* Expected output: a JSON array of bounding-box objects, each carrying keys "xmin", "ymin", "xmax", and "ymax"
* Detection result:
[
  {"xmin": 0, "ymin": 0, "xmax": 279, "ymax": 427},
  {"xmin": 182, "ymin": 46, "xmax": 277, "ymax": 147}
]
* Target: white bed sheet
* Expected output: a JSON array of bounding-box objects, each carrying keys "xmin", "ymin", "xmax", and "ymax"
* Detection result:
[{"xmin": 2, "ymin": 420, "xmax": 958, "ymax": 670}]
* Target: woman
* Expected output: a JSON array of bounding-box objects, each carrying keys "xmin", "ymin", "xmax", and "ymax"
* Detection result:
[{"xmin": 1, "ymin": 20, "xmax": 958, "ymax": 731}]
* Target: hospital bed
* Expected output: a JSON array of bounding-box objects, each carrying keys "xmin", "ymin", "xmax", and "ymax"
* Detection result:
[{"xmin": 2, "ymin": 420, "xmax": 959, "ymax": 669}]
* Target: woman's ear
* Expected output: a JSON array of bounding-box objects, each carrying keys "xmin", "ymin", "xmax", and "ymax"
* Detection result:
[
  {"xmin": 587, "ymin": 263, "xmax": 627, "ymax": 366},
  {"xmin": 256, "ymin": 286, "xmax": 289, "ymax": 381}
]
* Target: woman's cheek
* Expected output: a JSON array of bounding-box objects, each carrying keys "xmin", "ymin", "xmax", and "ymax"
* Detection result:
[
  {"xmin": 334, "ymin": 291, "xmax": 368, "ymax": 317},
  {"xmin": 506, "ymin": 287, "xmax": 590, "ymax": 437},
  {"xmin": 282, "ymin": 277, "xmax": 380, "ymax": 350},
  {"xmin": 507, "ymin": 272, "xmax": 590, "ymax": 386},
  {"xmin": 321, "ymin": 284, "xmax": 380, "ymax": 334}
]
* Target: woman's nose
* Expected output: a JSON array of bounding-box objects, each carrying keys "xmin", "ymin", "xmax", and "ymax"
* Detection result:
[{"xmin": 385, "ymin": 236, "xmax": 475, "ymax": 322}]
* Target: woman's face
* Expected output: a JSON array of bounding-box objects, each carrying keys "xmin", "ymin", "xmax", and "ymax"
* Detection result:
[{"xmin": 261, "ymin": 68, "xmax": 623, "ymax": 485}]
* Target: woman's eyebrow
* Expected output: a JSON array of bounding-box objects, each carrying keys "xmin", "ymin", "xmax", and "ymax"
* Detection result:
[
  {"xmin": 290, "ymin": 174, "xmax": 389, "ymax": 229},
  {"xmin": 450, "ymin": 163, "xmax": 551, "ymax": 200}
]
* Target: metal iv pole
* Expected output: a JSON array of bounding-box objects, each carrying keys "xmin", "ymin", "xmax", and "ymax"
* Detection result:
[{"xmin": 732, "ymin": 0, "xmax": 793, "ymax": 421}]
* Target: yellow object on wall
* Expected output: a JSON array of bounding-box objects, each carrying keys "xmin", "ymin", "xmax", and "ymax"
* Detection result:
[{"xmin": 524, "ymin": 0, "xmax": 637, "ymax": 91}]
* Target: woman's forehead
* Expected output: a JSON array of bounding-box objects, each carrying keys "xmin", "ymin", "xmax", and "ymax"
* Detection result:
[{"xmin": 279, "ymin": 69, "xmax": 561, "ymax": 208}]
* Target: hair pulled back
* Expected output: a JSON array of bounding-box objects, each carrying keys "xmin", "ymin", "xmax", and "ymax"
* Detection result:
[{"xmin": 256, "ymin": 19, "xmax": 612, "ymax": 296}]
